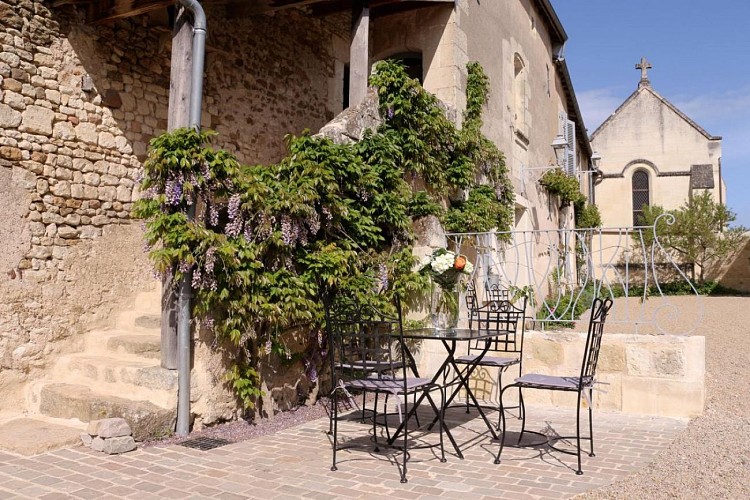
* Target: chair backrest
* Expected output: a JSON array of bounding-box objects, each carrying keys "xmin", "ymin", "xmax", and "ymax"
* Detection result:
[
  {"xmin": 578, "ymin": 297, "xmax": 614, "ymax": 386},
  {"xmin": 485, "ymin": 282, "xmax": 510, "ymax": 302},
  {"xmin": 323, "ymin": 293, "xmax": 406, "ymax": 385},
  {"xmin": 466, "ymin": 282, "xmax": 479, "ymax": 326},
  {"xmin": 467, "ymin": 297, "xmax": 527, "ymax": 355}
]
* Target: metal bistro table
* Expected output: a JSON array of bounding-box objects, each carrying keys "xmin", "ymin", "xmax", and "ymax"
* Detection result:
[{"xmin": 388, "ymin": 327, "xmax": 505, "ymax": 459}]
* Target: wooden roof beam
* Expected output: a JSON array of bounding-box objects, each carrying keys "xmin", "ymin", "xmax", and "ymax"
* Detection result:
[{"xmin": 88, "ymin": 0, "xmax": 174, "ymax": 25}]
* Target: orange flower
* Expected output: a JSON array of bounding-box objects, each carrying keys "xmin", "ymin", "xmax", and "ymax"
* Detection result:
[{"xmin": 454, "ymin": 255, "xmax": 467, "ymax": 271}]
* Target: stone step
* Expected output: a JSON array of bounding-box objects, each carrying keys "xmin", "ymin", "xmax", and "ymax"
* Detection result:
[
  {"xmin": 0, "ymin": 415, "xmax": 85, "ymax": 456},
  {"xmin": 132, "ymin": 287, "xmax": 162, "ymax": 315},
  {"xmin": 51, "ymin": 354, "xmax": 177, "ymax": 406},
  {"xmin": 36, "ymin": 383, "xmax": 176, "ymax": 441},
  {"xmin": 107, "ymin": 333, "xmax": 161, "ymax": 359},
  {"xmin": 84, "ymin": 329, "xmax": 161, "ymax": 359},
  {"xmin": 114, "ymin": 310, "xmax": 161, "ymax": 333}
]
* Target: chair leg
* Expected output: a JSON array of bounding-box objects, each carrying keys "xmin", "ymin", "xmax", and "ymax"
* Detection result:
[
  {"xmin": 413, "ymin": 392, "xmax": 421, "ymax": 427},
  {"xmin": 517, "ymin": 387, "xmax": 527, "ymax": 445},
  {"xmin": 328, "ymin": 395, "xmax": 334, "ymax": 435},
  {"xmin": 575, "ymin": 392, "xmax": 583, "ymax": 475},
  {"xmin": 588, "ymin": 387, "xmax": 595, "ymax": 457},
  {"xmin": 401, "ymin": 394, "xmax": 408, "ymax": 484},
  {"xmin": 383, "ymin": 392, "xmax": 391, "ymax": 443},
  {"xmin": 331, "ymin": 388, "xmax": 339, "ymax": 471},
  {"xmin": 362, "ymin": 392, "xmax": 367, "ymax": 423},
  {"xmin": 494, "ymin": 384, "xmax": 511, "ymax": 464},
  {"xmin": 377, "ymin": 393, "xmax": 386, "ymax": 449},
  {"xmin": 496, "ymin": 370, "xmax": 503, "ymax": 430}
]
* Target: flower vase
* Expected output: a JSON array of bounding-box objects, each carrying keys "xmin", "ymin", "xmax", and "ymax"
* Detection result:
[{"xmin": 430, "ymin": 283, "xmax": 460, "ymax": 331}]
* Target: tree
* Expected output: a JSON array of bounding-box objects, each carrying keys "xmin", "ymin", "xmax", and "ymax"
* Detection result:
[{"xmin": 641, "ymin": 192, "xmax": 748, "ymax": 284}]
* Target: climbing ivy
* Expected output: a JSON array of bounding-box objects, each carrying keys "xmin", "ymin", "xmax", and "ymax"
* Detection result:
[
  {"xmin": 574, "ymin": 198, "xmax": 602, "ymax": 229},
  {"xmin": 539, "ymin": 168, "xmax": 601, "ymax": 229},
  {"xmin": 134, "ymin": 60, "xmax": 514, "ymax": 410},
  {"xmin": 539, "ymin": 168, "xmax": 585, "ymax": 206}
]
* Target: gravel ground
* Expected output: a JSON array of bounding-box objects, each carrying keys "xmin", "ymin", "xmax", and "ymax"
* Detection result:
[
  {"xmin": 580, "ymin": 296, "xmax": 750, "ymax": 499},
  {"xmin": 144, "ymin": 296, "xmax": 750, "ymax": 498},
  {"xmin": 140, "ymin": 402, "xmax": 330, "ymax": 449}
]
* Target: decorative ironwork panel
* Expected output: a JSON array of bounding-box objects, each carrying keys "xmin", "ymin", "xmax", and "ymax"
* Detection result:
[{"xmin": 446, "ymin": 214, "xmax": 702, "ymax": 335}]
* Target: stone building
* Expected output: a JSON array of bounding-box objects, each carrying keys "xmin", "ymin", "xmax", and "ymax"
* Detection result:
[
  {"xmin": 591, "ymin": 58, "xmax": 726, "ymax": 228},
  {"xmin": 0, "ymin": 0, "xmax": 595, "ymax": 447},
  {"xmin": 588, "ymin": 59, "xmax": 748, "ymax": 289}
]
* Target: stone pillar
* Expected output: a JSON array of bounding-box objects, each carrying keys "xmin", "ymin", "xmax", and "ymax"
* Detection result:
[{"xmin": 349, "ymin": 1, "xmax": 370, "ymax": 108}]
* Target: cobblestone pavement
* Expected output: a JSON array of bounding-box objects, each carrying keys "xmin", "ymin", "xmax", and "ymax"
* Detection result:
[{"xmin": 0, "ymin": 405, "xmax": 687, "ymax": 499}]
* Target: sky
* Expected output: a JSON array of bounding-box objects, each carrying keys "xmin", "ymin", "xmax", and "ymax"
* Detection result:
[{"xmin": 550, "ymin": 0, "xmax": 750, "ymax": 227}]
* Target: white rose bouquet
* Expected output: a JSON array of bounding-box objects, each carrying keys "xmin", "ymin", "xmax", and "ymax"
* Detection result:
[
  {"xmin": 420, "ymin": 248, "xmax": 473, "ymax": 290},
  {"xmin": 420, "ymin": 248, "xmax": 474, "ymax": 329}
]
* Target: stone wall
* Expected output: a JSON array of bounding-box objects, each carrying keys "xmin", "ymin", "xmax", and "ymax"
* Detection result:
[
  {"xmin": 0, "ymin": 1, "xmax": 165, "ymax": 404},
  {"xmin": 711, "ymin": 236, "xmax": 750, "ymax": 293},
  {"xmin": 446, "ymin": 330, "xmax": 705, "ymax": 419},
  {"xmin": 0, "ymin": 0, "xmax": 343, "ymax": 413}
]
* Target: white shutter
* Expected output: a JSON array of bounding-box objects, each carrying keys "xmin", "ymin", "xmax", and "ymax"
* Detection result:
[{"xmin": 565, "ymin": 119, "xmax": 576, "ymax": 176}]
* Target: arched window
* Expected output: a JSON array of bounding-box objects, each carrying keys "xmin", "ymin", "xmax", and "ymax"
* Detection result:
[
  {"xmin": 513, "ymin": 53, "xmax": 527, "ymax": 130},
  {"xmin": 632, "ymin": 170, "xmax": 650, "ymax": 225}
]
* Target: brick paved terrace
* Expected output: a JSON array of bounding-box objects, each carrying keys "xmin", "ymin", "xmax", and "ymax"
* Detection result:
[{"xmin": 0, "ymin": 404, "xmax": 687, "ymax": 499}]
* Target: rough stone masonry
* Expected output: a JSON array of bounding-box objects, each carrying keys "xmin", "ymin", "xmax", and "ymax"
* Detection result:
[{"xmin": 0, "ymin": 0, "xmax": 344, "ymax": 422}]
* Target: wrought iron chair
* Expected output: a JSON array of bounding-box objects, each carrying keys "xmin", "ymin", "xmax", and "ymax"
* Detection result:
[
  {"xmin": 454, "ymin": 296, "xmax": 527, "ymax": 428},
  {"xmin": 494, "ymin": 296, "xmax": 614, "ymax": 475},
  {"xmin": 324, "ymin": 293, "xmax": 446, "ymax": 483}
]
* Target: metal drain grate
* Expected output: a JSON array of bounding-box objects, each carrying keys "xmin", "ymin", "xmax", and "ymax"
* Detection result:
[{"xmin": 178, "ymin": 436, "xmax": 233, "ymax": 451}]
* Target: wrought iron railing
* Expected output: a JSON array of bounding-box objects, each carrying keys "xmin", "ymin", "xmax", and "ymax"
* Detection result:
[{"xmin": 446, "ymin": 215, "xmax": 703, "ymax": 335}]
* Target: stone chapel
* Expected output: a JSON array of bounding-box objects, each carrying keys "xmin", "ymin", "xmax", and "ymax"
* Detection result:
[{"xmin": 590, "ymin": 58, "xmax": 726, "ymax": 228}]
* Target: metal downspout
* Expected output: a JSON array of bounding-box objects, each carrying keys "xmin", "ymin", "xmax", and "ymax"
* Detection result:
[{"xmin": 176, "ymin": 0, "xmax": 206, "ymax": 437}]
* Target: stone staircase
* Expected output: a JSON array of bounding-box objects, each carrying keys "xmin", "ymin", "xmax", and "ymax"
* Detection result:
[{"xmin": 0, "ymin": 286, "xmax": 177, "ymax": 455}]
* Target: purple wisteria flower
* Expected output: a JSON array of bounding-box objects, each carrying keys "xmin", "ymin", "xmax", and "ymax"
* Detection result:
[
  {"xmin": 227, "ymin": 193, "xmax": 242, "ymax": 220},
  {"xmin": 280, "ymin": 215, "xmax": 296, "ymax": 246},
  {"xmin": 243, "ymin": 221, "xmax": 253, "ymax": 242},
  {"xmin": 225, "ymin": 217, "xmax": 244, "ymax": 238},
  {"xmin": 306, "ymin": 210, "xmax": 320, "ymax": 235},
  {"xmin": 191, "ymin": 267, "xmax": 202, "ymax": 288},
  {"xmin": 200, "ymin": 161, "xmax": 211, "ymax": 181},
  {"xmin": 204, "ymin": 247, "xmax": 217, "ymax": 275},
  {"xmin": 386, "ymin": 107, "xmax": 395, "ymax": 119},
  {"xmin": 165, "ymin": 176, "xmax": 183, "ymax": 206},
  {"xmin": 208, "ymin": 203, "xmax": 219, "ymax": 227},
  {"xmin": 376, "ymin": 262, "xmax": 389, "ymax": 291}
]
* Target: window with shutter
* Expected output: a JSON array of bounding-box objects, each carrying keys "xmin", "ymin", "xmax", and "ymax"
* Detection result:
[{"xmin": 565, "ymin": 119, "xmax": 576, "ymax": 176}]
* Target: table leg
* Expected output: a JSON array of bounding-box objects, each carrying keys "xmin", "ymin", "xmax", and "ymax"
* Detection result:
[
  {"xmin": 429, "ymin": 339, "xmax": 499, "ymax": 440},
  {"xmin": 386, "ymin": 340, "xmax": 463, "ymax": 458}
]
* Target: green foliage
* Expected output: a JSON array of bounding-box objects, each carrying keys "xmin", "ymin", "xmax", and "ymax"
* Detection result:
[
  {"xmin": 370, "ymin": 62, "xmax": 471, "ymax": 189},
  {"xmin": 536, "ymin": 281, "xmax": 597, "ymax": 329},
  {"xmin": 609, "ymin": 280, "xmax": 747, "ymax": 297},
  {"xmin": 636, "ymin": 192, "xmax": 748, "ymax": 283},
  {"xmin": 408, "ymin": 191, "xmax": 443, "ymax": 218},
  {"xmin": 465, "ymin": 61, "xmax": 490, "ymax": 123},
  {"xmin": 371, "ymin": 60, "xmax": 514, "ymax": 233},
  {"xmin": 574, "ymin": 198, "xmax": 602, "ymax": 229},
  {"xmin": 444, "ymin": 185, "xmax": 513, "ymax": 234},
  {"xmin": 135, "ymin": 60, "xmax": 514, "ymax": 409},
  {"xmin": 539, "ymin": 168, "xmax": 586, "ymax": 206}
]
